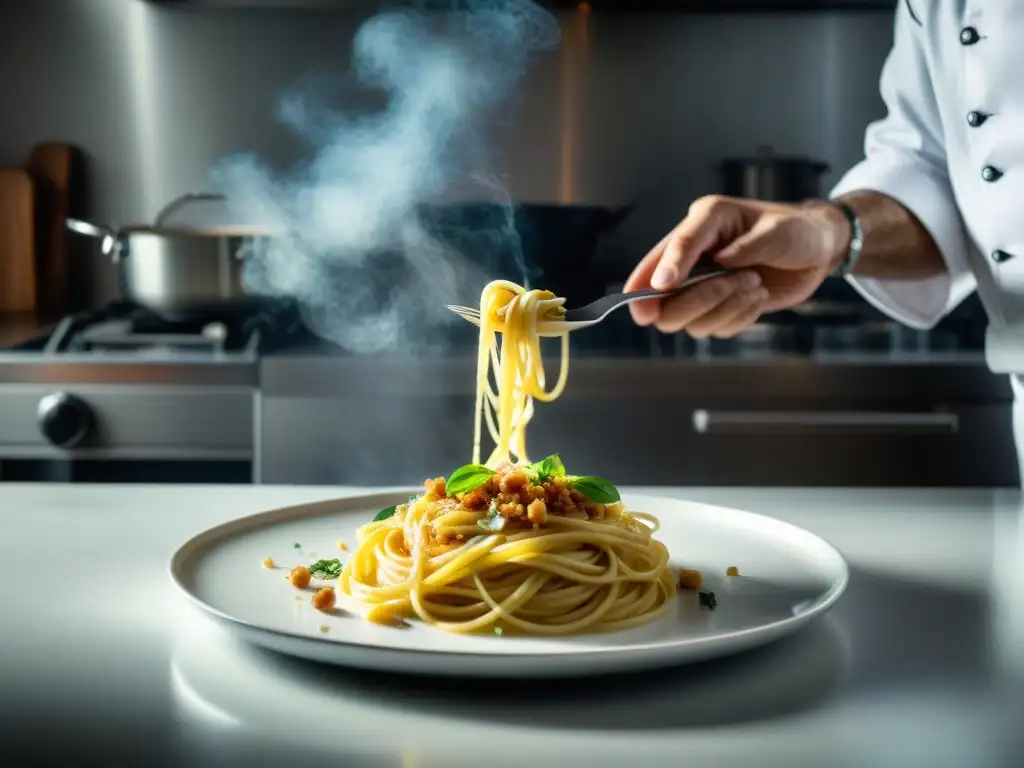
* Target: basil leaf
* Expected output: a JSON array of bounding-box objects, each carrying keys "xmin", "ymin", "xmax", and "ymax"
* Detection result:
[
  {"xmin": 373, "ymin": 505, "xmax": 397, "ymax": 522},
  {"xmin": 479, "ymin": 502, "xmax": 507, "ymax": 532},
  {"xmin": 308, "ymin": 558, "xmax": 343, "ymax": 580},
  {"xmin": 446, "ymin": 464, "xmax": 496, "ymax": 496},
  {"xmin": 571, "ymin": 476, "xmax": 621, "ymax": 504},
  {"xmin": 527, "ymin": 454, "xmax": 565, "ymax": 483}
]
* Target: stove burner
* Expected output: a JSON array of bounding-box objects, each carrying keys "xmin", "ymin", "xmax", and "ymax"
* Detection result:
[
  {"xmin": 41, "ymin": 300, "xmax": 303, "ymax": 358},
  {"xmin": 69, "ymin": 319, "xmax": 233, "ymax": 354}
]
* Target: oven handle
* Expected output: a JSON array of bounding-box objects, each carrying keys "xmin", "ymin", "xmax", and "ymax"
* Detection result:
[{"xmin": 691, "ymin": 409, "xmax": 960, "ymax": 435}]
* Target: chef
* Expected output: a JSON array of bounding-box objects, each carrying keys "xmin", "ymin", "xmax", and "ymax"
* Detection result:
[{"xmin": 625, "ymin": 2, "xmax": 1024, "ymax": 481}]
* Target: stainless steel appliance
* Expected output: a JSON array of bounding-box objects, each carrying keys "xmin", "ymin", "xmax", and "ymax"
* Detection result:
[
  {"xmin": 0, "ymin": 301, "xmax": 300, "ymax": 483},
  {"xmin": 66, "ymin": 193, "xmax": 277, "ymax": 319},
  {"xmin": 1, "ymin": 294, "xmax": 1016, "ymax": 487},
  {"xmin": 258, "ymin": 306, "xmax": 1017, "ymax": 488}
]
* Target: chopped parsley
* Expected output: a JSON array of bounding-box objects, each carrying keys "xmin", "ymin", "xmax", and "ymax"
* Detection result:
[
  {"xmin": 699, "ymin": 591, "xmax": 717, "ymax": 610},
  {"xmin": 294, "ymin": 542, "xmax": 302, "ymax": 549},
  {"xmin": 308, "ymin": 558, "xmax": 343, "ymax": 580}
]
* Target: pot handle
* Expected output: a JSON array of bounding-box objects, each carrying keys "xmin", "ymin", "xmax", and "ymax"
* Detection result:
[
  {"xmin": 155, "ymin": 192, "xmax": 228, "ymax": 226},
  {"xmin": 67, "ymin": 218, "xmax": 122, "ymax": 261},
  {"xmin": 66, "ymin": 217, "xmax": 115, "ymax": 239}
]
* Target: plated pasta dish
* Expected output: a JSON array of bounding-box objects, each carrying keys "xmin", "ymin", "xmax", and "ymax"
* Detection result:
[{"xmin": 272, "ymin": 280, "xmax": 721, "ymax": 636}]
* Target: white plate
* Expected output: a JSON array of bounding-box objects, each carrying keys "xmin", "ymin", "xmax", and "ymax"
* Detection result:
[{"xmin": 169, "ymin": 491, "xmax": 849, "ymax": 677}]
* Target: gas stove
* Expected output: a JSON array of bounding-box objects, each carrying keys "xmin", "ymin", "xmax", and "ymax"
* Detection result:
[
  {"xmin": 8, "ymin": 300, "xmax": 305, "ymax": 360},
  {"xmin": 0, "ymin": 300, "xmax": 308, "ymax": 483}
]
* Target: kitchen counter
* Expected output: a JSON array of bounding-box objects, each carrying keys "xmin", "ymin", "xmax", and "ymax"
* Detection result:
[{"xmin": 0, "ymin": 484, "xmax": 1021, "ymax": 767}]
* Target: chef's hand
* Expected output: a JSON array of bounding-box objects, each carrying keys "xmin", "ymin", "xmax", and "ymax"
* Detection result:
[{"xmin": 625, "ymin": 195, "xmax": 849, "ymax": 336}]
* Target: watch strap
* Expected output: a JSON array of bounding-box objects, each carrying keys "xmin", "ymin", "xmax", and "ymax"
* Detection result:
[{"xmin": 829, "ymin": 199, "xmax": 863, "ymax": 277}]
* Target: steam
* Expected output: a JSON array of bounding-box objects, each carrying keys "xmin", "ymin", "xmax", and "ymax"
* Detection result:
[{"xmin": 210, "ymin": 0, "xmax": 561, "ymax": 353}]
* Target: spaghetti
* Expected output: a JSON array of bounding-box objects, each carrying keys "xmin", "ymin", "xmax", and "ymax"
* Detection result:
[
  {"xmin": 336, "ymin": 281, "xmax": 677, "ymax": 635},
  {"xmin": 471, "ymin": 280, "xmax": 569, "ymax": 468}
]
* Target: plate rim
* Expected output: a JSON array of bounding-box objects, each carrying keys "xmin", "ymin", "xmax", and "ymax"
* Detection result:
[{"xmin": 168, "ymin": 489, "xmax": 850, "ymax": 660}]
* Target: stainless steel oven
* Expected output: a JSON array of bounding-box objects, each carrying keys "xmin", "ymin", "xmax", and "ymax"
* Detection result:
[
  {"xmin": 0, "ymin": 302, "xmax": 299, "ymax": 483},
  {"xmin": 257, "ymin": 347, "xmax": 1019, "ymax": 488}
]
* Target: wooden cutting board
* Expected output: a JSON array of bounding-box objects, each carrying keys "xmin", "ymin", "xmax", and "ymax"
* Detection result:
[
  {"xmin": 27, "ymin": 142, "xmax": 77, "ymax": 319},
  {"xmin": 0, "ymin": 166, "xmax": 36, "ymax": 313}
]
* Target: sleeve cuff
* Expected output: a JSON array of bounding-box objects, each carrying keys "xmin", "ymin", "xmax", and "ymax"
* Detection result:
[{"xmin": 829, "ymin": 161, "xmax": 976, "ymax": 330}]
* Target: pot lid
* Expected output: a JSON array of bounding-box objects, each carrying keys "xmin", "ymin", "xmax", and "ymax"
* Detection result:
[{"xmin": 118, "ymin": 223, "xmax": 282, "ymax": 237}]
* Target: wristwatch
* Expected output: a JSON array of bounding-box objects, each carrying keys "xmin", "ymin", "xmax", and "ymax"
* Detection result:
[{"xmin": 829, "ymin": 198, "xmax": 864, "ymax": 277}]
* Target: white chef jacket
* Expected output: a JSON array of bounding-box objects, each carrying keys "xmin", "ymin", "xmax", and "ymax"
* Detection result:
[{"xmin": 829, "ymin": 1, "xmax": 1024, "ymax": 480}]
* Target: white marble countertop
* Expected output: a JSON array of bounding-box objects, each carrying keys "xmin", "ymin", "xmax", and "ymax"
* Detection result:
[{"xmin": 1, "ymin": 484, "xmax": 1022, "ymax": 768}]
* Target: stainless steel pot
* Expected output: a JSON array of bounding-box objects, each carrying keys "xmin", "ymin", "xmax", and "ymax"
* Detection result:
[
  {"xmin": 720, "ymin": 145, "xmax": 829, "ymax": 202},
  {"xmin": 67, "ymin": 193, "xmax": 276, "ymax": 319}
]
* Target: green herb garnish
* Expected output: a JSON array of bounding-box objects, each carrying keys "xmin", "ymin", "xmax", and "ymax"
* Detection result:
[
  {"xmin": 526, "ymin": 454, "xmax": 566, "ymax": 483},
  {"xmin": 373, "ymin": 505, "xmax": 398, "ymax": 522},
  {"xmin": 308, "ymin": 558, "xmax": 343, "ymax": 580},
  {"xmin": 699, "ymin": 591, "xmax": 717, "ymax": 610},
  {"xmin": 570, "ymin": 476, "xmax": 621, "ymax": 504},
  {"xmin": 479, "ymin": 502, "xmax": 508, "ymax": 532},
  {"xmin": 446, "ymin": 464, "xmax": 496, "ymax": 496},
  {"xmin": 294, "ymin": 543, "xmax": 301, "ymax": 549},
  {"xmin": 494, "ymin": 626, "xmax": 504, "ymax": 636}
]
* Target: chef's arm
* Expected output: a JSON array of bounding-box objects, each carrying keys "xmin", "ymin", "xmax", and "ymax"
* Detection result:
[
  {"xmin": 828, "ymin": 3, "xmax": 977, "ymax": 330},
  {"xmin": 816, "ymin": 189, "xmax": 948, "ymax": 281}
]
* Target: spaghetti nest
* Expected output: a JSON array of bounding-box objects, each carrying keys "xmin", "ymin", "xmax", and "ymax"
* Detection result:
[
  {"xmin": 337, "ymin": 281, "xmax": 676, "ymax": 635},
  {"xmin": 338, "ymin": 467, "xmax": 677, "ymax": 635}
]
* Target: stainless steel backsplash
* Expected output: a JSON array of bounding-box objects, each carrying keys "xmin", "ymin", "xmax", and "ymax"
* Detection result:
[{"xmin": 0, "ymin": 0, "xmax": 895, "ymax": 307}]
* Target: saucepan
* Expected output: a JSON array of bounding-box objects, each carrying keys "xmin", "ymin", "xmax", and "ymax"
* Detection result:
[
  {"xmin": 720, "ymin": 146, "xmax": 830, "ymax": 203},
  {"xmin": 67, "ymin": 192, "xmax": 279, "ymax": 319}
]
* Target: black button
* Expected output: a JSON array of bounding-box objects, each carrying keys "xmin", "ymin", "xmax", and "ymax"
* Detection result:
[
  {"xmin": 967, "ymin": 110, "xmax": 990, "ymax": 127},
  {"xmin": 982, "ymin": 165, "xmax": 1003, "ymax": 182},
  {"xmin": 961, "ymin": 26, "xmax": 981, "ymax": 45},
  {"xmin": 992, "ymin": 250, "xmax": 1015, "ymax": 264}
]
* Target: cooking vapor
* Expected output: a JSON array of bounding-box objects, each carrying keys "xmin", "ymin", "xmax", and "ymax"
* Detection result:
[{"xmin": 210, "ymin": 0, "xmax": 561, "ymax": 354}]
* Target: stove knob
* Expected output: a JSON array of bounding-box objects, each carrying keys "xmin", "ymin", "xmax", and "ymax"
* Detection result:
[{"xmin": 37, "ymin": 392, "xmax": 92, "ymax": 448}]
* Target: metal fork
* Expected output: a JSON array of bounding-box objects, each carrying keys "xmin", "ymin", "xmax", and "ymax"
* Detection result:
[{"xmin": 447, "ymin": 263, "xmax": 729, "ymax": 332}]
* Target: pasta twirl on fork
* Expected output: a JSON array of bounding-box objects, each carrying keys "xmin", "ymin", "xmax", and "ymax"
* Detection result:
[
  {"xmin": 335, "ymin": 281, "xmax": 678, "ymax": 635},
  {"xmin": 473, "ymin": 280, "xmax": 568, "ymax": 468}
]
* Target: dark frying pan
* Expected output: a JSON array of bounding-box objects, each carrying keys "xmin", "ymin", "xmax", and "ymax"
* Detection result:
[{"xmin": 419, "ymin": 202, "xmax": 632, "ymax": 306}]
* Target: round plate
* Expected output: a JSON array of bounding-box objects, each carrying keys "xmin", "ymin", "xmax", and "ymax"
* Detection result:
[{"xmin": 169, "ymin": 491, "xmax": 849, "ymax": 677}]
